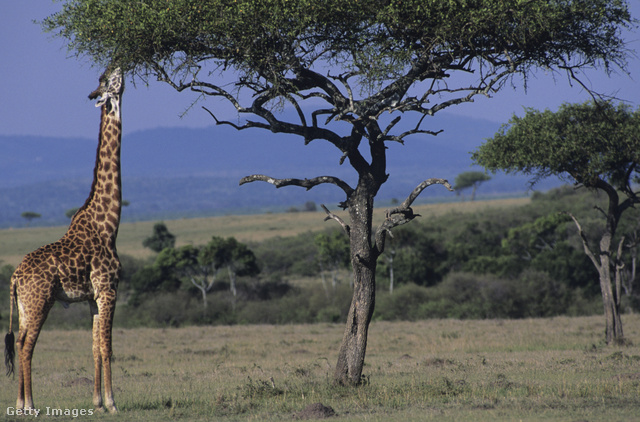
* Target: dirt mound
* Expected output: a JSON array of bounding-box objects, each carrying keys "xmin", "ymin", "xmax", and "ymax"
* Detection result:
[{"xmin": 293, "ymin": 403, "xmax": 336, "ymax": 419}]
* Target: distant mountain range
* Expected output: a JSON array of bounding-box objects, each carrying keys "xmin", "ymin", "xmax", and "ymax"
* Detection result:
[{"xmin": 0, "ymin": 112, "xmax": 561, "ymax": 228}]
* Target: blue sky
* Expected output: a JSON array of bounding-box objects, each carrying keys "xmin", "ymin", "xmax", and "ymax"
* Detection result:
[{"xmin": 2, "ymin": 1, "xmax": 640, "ymax": 140}]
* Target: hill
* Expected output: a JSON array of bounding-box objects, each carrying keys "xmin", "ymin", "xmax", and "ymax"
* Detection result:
[{"xmin": 0, "ymin": 112, "xmax": 560, "ymax": 228}]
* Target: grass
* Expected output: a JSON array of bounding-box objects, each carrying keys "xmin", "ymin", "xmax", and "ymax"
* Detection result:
[
  {"xmin": 2, "ymin": 315, "xmax": 640, "ymax": 421},
  {"xmin": 0, "ymin": 198, "xmax": 529, "ymax": 267}
]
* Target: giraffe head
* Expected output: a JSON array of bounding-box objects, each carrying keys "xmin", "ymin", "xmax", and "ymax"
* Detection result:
[{"xmin": 88, "ymin": 67, "xmax": 124, "ymax": 117}]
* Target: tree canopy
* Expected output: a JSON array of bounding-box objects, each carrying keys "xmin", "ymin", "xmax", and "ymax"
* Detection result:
[
  {"xmin": 454, "ymin": 171, "xmax": 491, "ymax": 200},
  {"xmin": 44, "ymin": 0, "xmax": 632, "ymax": 139},
  {"xmin": 472, "ymin": 101, "xmax": 640, "ymax": 192},
  {"xmin": 143, "ymin": 222, "xmax": 176, "ymax": 252}
]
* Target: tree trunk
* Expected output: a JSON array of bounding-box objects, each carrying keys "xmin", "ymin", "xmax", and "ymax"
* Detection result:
[
  {"xmin": 333, "ymin": 262, "xmax": 375, "ymax": 385},
  {"xmin": 333, "ymin": 188, "xmax": 377, "ymax": 386},
  {"xmin": 598, "ymin": 237, "xmax": 624, "ymax": 344}
]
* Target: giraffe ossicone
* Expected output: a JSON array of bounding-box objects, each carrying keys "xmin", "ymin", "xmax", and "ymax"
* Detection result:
[{"xmin": 4, "ymin": 66, "xmax": 124, "ymax": 414}]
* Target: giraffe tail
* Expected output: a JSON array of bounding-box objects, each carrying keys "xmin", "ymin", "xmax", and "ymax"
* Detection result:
[{"xmin": 4, "ymin": 275, "xmax": 16, "ymax": 377}]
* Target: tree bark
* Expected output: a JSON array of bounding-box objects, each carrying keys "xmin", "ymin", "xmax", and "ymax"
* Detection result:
[
  {"xmin": 598, "ymin": 235, "xmax": 624, "ymax": 344},
  {"xmin": 333, "ymin": 189, "xmax": 377, "ymax": 386}
]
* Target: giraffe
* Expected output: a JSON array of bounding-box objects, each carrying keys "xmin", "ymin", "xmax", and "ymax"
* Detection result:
[{"xmin": 4, "ymin": 66, "xmax": 124, "ymax": 414}]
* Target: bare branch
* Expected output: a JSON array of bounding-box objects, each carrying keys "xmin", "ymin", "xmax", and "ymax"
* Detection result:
[
  {"xmin": 321, "ymin": 204, "xmax": 350, "ymax": 235},
  {"xmin": 374, "ymin": 178, "xmax": 453, "ymax": 255},
  {"xmin": 564, "ymin": 211, "xmax": 601, "ymax": 271},
  {"xmin": 239, "ymin": 174, "xmax": 354, "ymax": 198},
  {"xmin": 387, "ymin": 178, "xmax": 453, "ymax": 216}
]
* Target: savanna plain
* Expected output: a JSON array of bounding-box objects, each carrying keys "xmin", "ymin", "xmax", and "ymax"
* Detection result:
[
  {"xmin": 1, "ymin": 317, "xmax": 640, "ymax": 421},
  {"xmin": 1, "ymin": 200, "xmax": 640, "ymax": 421}
]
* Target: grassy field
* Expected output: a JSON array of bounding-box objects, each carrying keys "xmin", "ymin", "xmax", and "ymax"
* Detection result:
[
  {"xmin": 0, "ymin": 198, "xmax": 529, "ymax": 267},
  {"xmin": 1, "ymin": 315, "xmax": 639, "ymax": 421}
]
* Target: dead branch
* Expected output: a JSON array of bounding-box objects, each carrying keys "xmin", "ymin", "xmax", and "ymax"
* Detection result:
[
  {"xmin": 321, "ymin": 204, "xmax": 350, "ymax": 235},
  {"xmin": 374, "ymin": 178, "xmax": 453, "ymax": 255},
  {"xmin": 239, "ymin": 174, "xmax": 354, "ymax": 198}
]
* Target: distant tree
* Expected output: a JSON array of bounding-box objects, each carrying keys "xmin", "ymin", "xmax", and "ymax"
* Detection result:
[
  {"xmin": 454, "ymin": 171, "xmax": 491, "ymax": 201},
  {"xmin": 473, "ymin": 101, "xmax": 640, "ymax": 345},
  {"xmin": 143, "ymin": 222, "xmax": 176, "ymax": 253},
  {"xmin": 155, "ymin": 236, "xmax": 259, "ymax": 311},
  {"xmin": 20, "ymin": 212, "xmax": 41, "ymax": 227},
  {"xmin": 155, "ymin": 245, "xmax": 216, "ymax": 311},
  {"xmin": 65, "ymin": 207, "xmax": 80, "ymax": 219},
  {"xmin": 202, "ymin": 236, "xmax": 260, "ymax": 297},
  {"xmin": 45, "ymin": 0, "xmax": 633, "ymax": 385},
  {"xmin": 304, "ymin": 201, "xmax": 318, "ymax": 212},
  {"xmin": 315, "ymin": 231, "xmax": 350, "ymax": 295}
]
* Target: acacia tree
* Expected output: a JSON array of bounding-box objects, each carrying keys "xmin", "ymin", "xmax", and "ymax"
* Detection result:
[
  {"xmin": 143, "ymin": 222, "xmax": 176, "ymax": 253},
  {"xmin": 472, "ymin": 101, "xmax": 640, "ymax": 344},
  {"xmin": 454, "ymin": 171, "xmax": 491, "ymax": 201},
  {"xmin": 44, "ymin": 0, "xmax": 632, "ymax": 385},
  {"xmin": 20, "ymin": 211, "xmax": 41, "ymax": 227}
]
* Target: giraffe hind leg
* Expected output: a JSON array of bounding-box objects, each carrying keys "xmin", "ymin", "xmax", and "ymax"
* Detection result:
[
  {"xmin": 15, "ymin": 296, "xmax": 54, "ymax": 411},
  {"xmin": 16, "ymin": 325, "xmax": 44, "ymax": 410}
]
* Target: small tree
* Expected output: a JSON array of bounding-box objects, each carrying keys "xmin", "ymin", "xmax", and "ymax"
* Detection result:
[
  {"xmin": 203, "ymin": 236, "xmax": 260, "ymax": 297},
  {"xmin": 454, "ymin": 171, "xmax": 491, "ymax": 201},
  {"xmin": 473, "ymin": 101, "xmax": 640, "ymax": 344},
  {"xmin": 21, "ymin": 211, "xmax": 41, "ymax": 227},
  {"xmin": 143, "ymin": 222, "xmax": 176, "ymax": 253},
  {"xmin": 315, "ymin": 231, "xmax": 350, "ymax": 295}
]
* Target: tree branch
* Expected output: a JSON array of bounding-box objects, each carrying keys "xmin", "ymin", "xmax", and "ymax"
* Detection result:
[
  {"xmin": 239, "ymin": 174, "xmax": 355, "ymax": 200},
  {"xmin": 321, "ymin": 204, "xmax": 350, "ymax": 235},
  {"xmin": 374, "ymin": 178, "xmax": 453, "ymax": 255},
  {"xmin": 564, "ymin": 211, "xmax": 601, "ymax": 271}
]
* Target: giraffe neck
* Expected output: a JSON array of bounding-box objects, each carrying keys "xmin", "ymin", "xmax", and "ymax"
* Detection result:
[{"xmin": 74, "ymin": 104, "xmax": 122, "ymax": 241}]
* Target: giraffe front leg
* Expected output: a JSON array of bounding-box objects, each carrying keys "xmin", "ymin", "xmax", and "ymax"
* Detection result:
[
  {"xmin": 92, "ymin": 296, "xmax": 118, "ymax": 413},
  {"xmin": 90, "ymin": 309, "xmax": 104, "ymax": 412}
]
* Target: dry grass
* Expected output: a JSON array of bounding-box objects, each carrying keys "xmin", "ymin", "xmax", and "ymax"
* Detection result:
[
  {"xmin": 0, "ymin": 198, "xmax": 529, "ymax": 267},
  {"xmin": 2, "ymin": 315, "xmax": 639, "ymax": 421}
]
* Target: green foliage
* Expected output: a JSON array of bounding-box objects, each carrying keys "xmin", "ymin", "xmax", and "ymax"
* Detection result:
[
  {"xmin": 453, "ymin": 171, "xmax": 491, "ymax": 200},
  {"xmin": 375, "ymin": 270, "xmax": 593, "ymax": 321},
  {"xmin": 142, "ymin": 222, "xmax": 176, "ymax": 252},
  {"xmin": 473, "ymin": 101, "xmax": 640, "ymax": 189},
  {"xmin": 251, "ymin": 234, "xmax": 318, "ymax": 278},
  {"xmin": 43, "ymin": 0, "xmax": 631, "ymax": 87},
  {"xmin": 20, "ymin": 211, "xmax": 41, "ymax": 226},
  {"xmin": 314, "ymin": 230, "xmax": 349, "ymax": 271}
]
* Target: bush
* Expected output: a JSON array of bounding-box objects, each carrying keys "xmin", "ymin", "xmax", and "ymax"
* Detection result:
[{"xmin": 374, "ymin": 270, "xmax": 599, "ymax": 322}]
